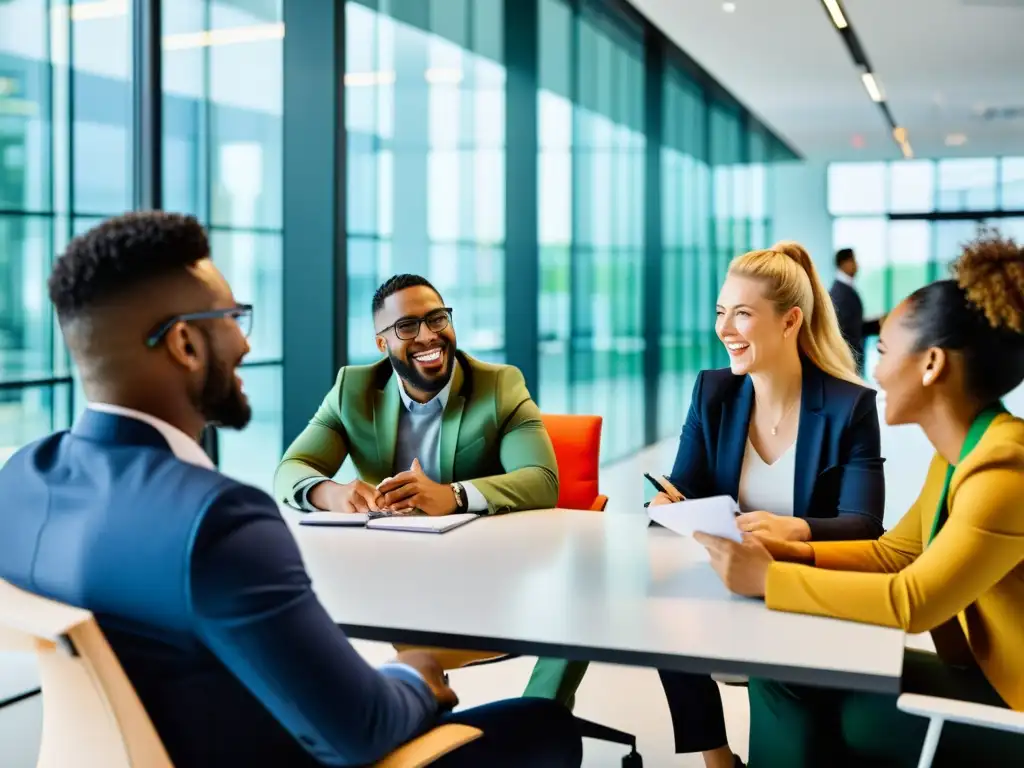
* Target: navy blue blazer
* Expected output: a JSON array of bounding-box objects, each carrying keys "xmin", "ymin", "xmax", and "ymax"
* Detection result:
[
  {"xmin": 667, "ymin": 361, "xmax": 885, "ymax": 540},
  {"xmin": 0, "ymin": 410, "xmax": 437, "ymax": 768}
]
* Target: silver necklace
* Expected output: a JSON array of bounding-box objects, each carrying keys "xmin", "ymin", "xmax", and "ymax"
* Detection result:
[{"xmin": 761, "ymin": 398, "xmax": 799, "ymax": 436}]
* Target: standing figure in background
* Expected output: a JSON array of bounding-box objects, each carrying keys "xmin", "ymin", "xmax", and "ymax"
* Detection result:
[{"xmin": 830, "ymin": 248, "xmax": 884, "ymax": 374}]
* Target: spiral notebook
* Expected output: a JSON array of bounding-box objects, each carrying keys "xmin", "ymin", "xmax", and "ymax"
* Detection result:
[{"xmin": 299, "ymin": 511, "xmax": 478, "ymax": 534}]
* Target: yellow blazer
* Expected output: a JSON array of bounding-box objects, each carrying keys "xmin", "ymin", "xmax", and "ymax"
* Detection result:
[{"xmin": 767, "ymin": 412, "xmax": 1024, "ymax": 710}]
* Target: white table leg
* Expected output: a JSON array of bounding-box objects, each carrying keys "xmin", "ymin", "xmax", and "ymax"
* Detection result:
[{"xmin": 917, "ymin": 717, "xmax": 944, "ymax": 768}]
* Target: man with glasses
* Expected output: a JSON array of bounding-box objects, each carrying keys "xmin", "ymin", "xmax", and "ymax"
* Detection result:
[
  {"xmin": 0, "ymin": 214, "xmax": 583, "ymax": 767},
  {"xmin": 275, "ymin": 274, "xmax": 579, "ymax": 700},
  {"xmin": 275, "ymin": 273, "xmax": 559, "ymax": 518}
]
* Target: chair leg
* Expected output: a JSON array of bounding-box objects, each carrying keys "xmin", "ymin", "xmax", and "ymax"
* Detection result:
[
  {"xmin": 0, "ymin": 688, "xmax": 40, "ymax": 710},
  {"xmin": 574, "ymin": 716, "xmax": 635, "ymax": 748},
  {"xmin": 917, "ymin": 718, "xmax": 943, "ymax": 768},
  {"xmin": 574, "ymin": 715, "xmax": 643, "ymax": 766}
]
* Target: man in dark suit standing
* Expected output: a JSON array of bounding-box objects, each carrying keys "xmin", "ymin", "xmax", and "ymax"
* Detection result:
[
  {"xmin": 0, "ymin": 212, "xmax": 582, "ymax": 768},
  {"xmin": 829, "ymin": 248, "xmax": 883, "ymax": 374}
]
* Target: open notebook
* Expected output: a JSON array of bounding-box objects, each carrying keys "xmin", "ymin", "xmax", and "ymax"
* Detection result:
[{"xmin": 299, "ymin": 511, "xmax": 478, "ymax": 534}]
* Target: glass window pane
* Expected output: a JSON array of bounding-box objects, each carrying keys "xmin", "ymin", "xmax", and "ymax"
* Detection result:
[
  {"xmin": 72, "ymin": 4, "xmax": 134, "ymax": 214},
  {"xmin": 995, "ymin": 217, "xmax": 1024, "ymax": 242},
  {"xmin": 828, "ymin": 162, "xmax": 886, "ymax": 215},
  {"xmin": 0, "ymin": 214, "xmax": 53, "ymax": 381},
  {"xmin": 888, "ymin": 160, "xmax": 934, "ymax": 214},
  {"xmin": 0, "ymin": 384, "xmax": 70, "ymax": 467},
  {"xmin": 935, "ymin": 220, "xmax": 981, "ymax": 275},
  {"xmin": 162, "ymin": 0, "xmax": 206, "ymax": 218},
  {"xmin": 218, "ymin": 364, "xmax": 281, "ymax": 491},
  {"xmin": 208, "ymin": 1, "xmax": 284, "ymax": 229},
  {"xmin": 209, "ymin": 230, "xmax": 282, "ymax": 364},
  {"xmin": 0, "ymin": 0, "xmax": 51, "ymax": 213},
  {"xmin": 888, "ymin": 220, "xmax": 931, "ymax": 306},
  {"xmin": 1001, "ymin": 158, "xmax": 1024, "ymax": 210},
  {"xmin": 346, "ymin": 0, "xmax": 507, "ymax": 372},
  {"xmin": 937, "ymin": 158, "xmax": 997, "ymax": 212}
]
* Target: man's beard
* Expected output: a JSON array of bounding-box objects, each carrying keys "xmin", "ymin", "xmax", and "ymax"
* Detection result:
[
  {"xmin": 197, "ymin": 355, "xmax": 252, "ymax": 430},
  {"xmin": 390, "ymin": 341, "xmax": 454, "ymax": 395}
]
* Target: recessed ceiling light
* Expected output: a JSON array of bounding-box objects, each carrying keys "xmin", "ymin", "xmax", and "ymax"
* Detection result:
[
  {"xmin": 945, "ymin": 133, "xmax": 968, "ymax": 147},
  {"xmin": 861, "ymin": 72, "xmax": 884, "ymax": 102},
  {"xmin": 722, "ymin": 2, "xmax": 737, "ymax": 12},
  {"xmin": 822, "ymin": 0, "xmax": 849, "ymax": 29}
]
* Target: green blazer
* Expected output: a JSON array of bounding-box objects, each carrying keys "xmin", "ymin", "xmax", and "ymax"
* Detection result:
[{"xmin": 275, "ymin": 352, "xmax": 559, "ymax": 514}]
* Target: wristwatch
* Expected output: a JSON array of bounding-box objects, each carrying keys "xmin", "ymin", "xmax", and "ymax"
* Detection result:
[{"xmin": 450, "ymin": 482, "xmax": 468, "ymax": 513}]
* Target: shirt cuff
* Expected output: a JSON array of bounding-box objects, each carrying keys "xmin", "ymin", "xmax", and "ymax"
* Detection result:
[
  {"xmin": 296, "ymin": 477, "xmax": 328, "ymax": 511},
  {"xmin": 463, "ymin": 482, "xmax": 489, "ymax": 514},
  {"xmin": 378, "ymin": 663, "xmax": 438, "ymax": 708}
]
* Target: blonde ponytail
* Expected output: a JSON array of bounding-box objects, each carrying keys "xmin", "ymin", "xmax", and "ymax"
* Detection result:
[{"xmin": 728, "ymin": 241, "xmax": 861, "ymax": 385}]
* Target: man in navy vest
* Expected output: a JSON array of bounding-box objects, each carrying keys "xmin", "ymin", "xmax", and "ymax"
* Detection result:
[{"xmin": 0, "ymin": 212, "xmax": 581, "ymax": 768}]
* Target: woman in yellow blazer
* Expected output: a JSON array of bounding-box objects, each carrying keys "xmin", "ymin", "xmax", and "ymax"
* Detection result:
[{"xmin": 694, "ymin": 232, "xmax": 1024, "ymax": 767}]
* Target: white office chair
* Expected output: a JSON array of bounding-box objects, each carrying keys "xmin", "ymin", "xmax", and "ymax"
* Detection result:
[
  {"xmin": 0, "ymin": 579, "xmax": 480, "ymax": 768},
  {"xmin": 897, "ymin": 694, "xmax": 1024, "ymax": 768}
]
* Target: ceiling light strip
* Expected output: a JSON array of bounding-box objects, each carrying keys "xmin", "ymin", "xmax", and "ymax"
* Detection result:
[
  {"xmin": 821, "ymin": 1, "xmax": 905, "ymax": 156},
  {"xmin": 822, "ymin": 0, "xmax": 849, "ymax": 29}
]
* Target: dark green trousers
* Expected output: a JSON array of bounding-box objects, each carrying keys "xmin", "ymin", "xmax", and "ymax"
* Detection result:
[
  {"xmin": 523, "ymin": 659, "xmax": 589, "ymax": 709},
  {"xmin": 748, "ymin": 650, "xmax": 1022, "ymax": 767}
]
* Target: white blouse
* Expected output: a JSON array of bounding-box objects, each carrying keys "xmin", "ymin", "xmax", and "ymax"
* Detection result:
[{"xmin": 737, "ymin": 438, "xmax": 797, "ymax": 517}]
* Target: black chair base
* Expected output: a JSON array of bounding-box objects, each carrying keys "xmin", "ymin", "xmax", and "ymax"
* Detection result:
[
  {"xmin": 0, "ymin": 687, "xmax": 40, "ymax": 710},
  {"xmin": 575, "ymin": 715, "xmax": 642, "ymax": 767}
]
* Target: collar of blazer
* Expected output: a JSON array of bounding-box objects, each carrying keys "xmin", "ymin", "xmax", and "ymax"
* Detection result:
[{"xmin": 719, "ymin": 356, "xmax": 829, "ymax": 518}]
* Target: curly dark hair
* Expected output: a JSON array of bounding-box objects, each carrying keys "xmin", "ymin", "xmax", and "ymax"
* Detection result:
[
  {"xmin": 48, "ymin": 211, "xmax": 210, "ymax": 320},
  {"xmin": 904, "ymin": 230, "xmax": 1024, "ymax": 404},
  {"xmin": 371, "ymin": 274, "xmax": 443, "ymax": 316}
]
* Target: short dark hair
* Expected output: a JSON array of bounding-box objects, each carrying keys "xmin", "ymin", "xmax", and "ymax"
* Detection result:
[
  {"xmin": 835, "ymin": 248, "xmax": 855, "ymax": 268},
  {"xmin": 904, "ymin": 232, "xmax": 1024, "ymax": 405},
  {"xmin": 371, "ymin": 274, "xmax": 442, "ymax": 316},
  {"xmin": 48, "ymin": 211, "xmax": 210, "ymax": 320}
]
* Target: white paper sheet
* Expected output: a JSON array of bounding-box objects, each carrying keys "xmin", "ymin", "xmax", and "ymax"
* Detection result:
[{"xmin": 647, "ymin": 495, "xmax": 743, "ymax": 543}]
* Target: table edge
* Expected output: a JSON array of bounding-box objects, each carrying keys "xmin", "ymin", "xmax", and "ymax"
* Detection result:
[{"xmin": 341, "ymin": 622, "xmax": 904, "ymax": 695}]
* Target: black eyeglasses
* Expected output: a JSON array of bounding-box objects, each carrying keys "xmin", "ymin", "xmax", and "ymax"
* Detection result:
[
  {"xmin": 376, "ymin": 308, "xmax": 453, "ymax": 341},
  {"xmin": 146, "ymin": 304, "xmax": 254, "ymax": 348}
]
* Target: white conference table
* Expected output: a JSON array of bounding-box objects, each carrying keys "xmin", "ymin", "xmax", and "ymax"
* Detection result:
[{"xmin": 286, "ymin": 507, "xmax": 905, "ymax": 694}]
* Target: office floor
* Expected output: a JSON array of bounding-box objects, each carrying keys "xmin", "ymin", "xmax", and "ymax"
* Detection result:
[{"xmin": 3, "ymin": 386, "xmax": 1020, "ymax": 767}]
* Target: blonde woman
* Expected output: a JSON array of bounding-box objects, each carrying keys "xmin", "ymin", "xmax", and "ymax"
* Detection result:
[
  {"xmin": 649, "ymin": 242, "xmax": 885, "ymax": 768},
  {"xmin": 698, "ymin": 233, "xmax": 1024, "ymax": 766}
]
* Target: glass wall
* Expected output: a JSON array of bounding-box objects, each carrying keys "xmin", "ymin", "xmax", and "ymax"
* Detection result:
[
  {"xmin": 533, "ymin": 1, "xmax": 776, "ymax": 457},
  {"xmin": 829, "ymin": 156, "xmax": 1024, "ymax": 379},
  {"xmin": 0, "ymin": 0, "xmax": 134, "ymax": 463},
  {"xmin": 161, "ymin": 0, "xmax": 284, "ymax": 489},
  {"xmin": 1, "ymin": 0, "xmax": 792, "ymax": 476},
  {"xmin": 345, "ymin": 0, "xmax": 507, "ymax": 366},
  {"xmin": 567, "ymin": 1, "xmax": 645, "ymax": 460},
  {"xmin": 656, "ymin": 77, "xmax": 770, "ymax": 438}
]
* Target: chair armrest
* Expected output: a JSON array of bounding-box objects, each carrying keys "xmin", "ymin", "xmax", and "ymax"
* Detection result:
[
  {"xmin": 374, "ymin": 724, "xmax": 483, "ymax": 768},
  {"xmin": 589, "ymin": 495, "xmax": 608, "ymax": 512},
  {"xmin": 897, "ymin": 694, "xmax": 1024, "ymax": 735}
]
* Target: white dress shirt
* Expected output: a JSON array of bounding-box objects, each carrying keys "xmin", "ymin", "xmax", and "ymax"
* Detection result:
[
  {"xmin": 834, "ymin": 270, "xmax": 855, "ymax": 287},
  {"xmin": 87, "ymin": 403, "xmax": 214, "ymax": 469},
  {"xmin": 737, "ymin": 438, "xmax": 797, "ymax": 517}
]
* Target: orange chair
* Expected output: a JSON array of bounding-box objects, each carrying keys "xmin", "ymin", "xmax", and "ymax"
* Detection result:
[
  {"xmin": 540, "ymin": 414, "xmax": 642, "ymax": 768},
  {"xmin": 541, "ymin": 414, "xmax": 608, "ymax": 512}
]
